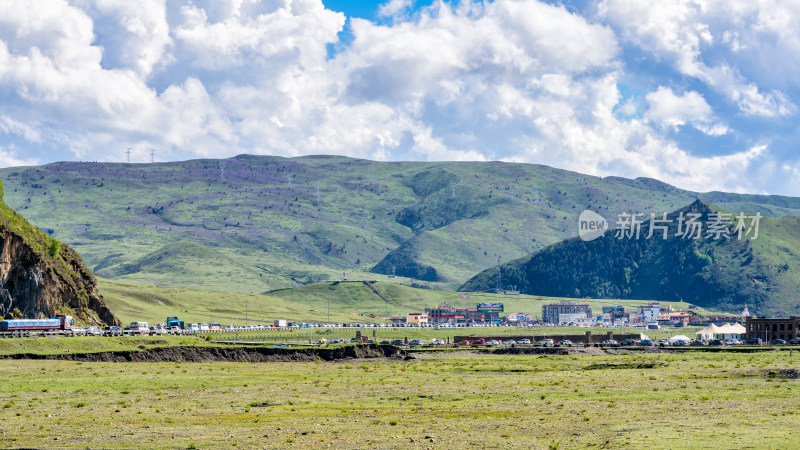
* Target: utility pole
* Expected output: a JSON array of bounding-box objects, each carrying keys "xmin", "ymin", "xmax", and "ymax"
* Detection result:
[
  {"xmin": 126, "ymin": 148, "xmax": 132, "ymax": 163},
  {"xmin": 327, "ymin": 297, "xmax": 330, "ymax": 323},
  {"xmin": 150, "ymin": 149, "xmax": 155, "ymax": 164},
  {"xmin": 315, "ymin": 182, "xmax": 321, "ymax": 204},
  {"xmin": 496, "ymin": 256, "xmax": 502, "ymax": 293},
  {"xmin": 245, "ymin": 298, "xmax": 248, "ymax": 327},
  {"xmin": 219, "ymin": 161, "xmax": 226, "ymax": 182}
]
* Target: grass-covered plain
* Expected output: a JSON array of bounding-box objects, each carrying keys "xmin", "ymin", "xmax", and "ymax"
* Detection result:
[
  {"xmin": 1, "ymin": 350, "xmax": 799, "ymax": 448},
  {"xmin": 99, "ymin": 277, "xmax": 727, "ymax": 326}
]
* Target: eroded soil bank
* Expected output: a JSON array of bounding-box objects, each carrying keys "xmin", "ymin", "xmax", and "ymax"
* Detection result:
[{"xmin": 1, "ymin": 343, "xmax": 406, "ymax": 362}]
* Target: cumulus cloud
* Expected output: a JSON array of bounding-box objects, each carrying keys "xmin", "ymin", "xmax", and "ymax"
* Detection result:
[
  {"xmin": 0, "ymin": 0, "xmax": 797, "ymax": 195},
  {"xmin": 645, "ymin": 86, "xmax": 727, "ymax": 135},
  {"xmin": 598, "ymin": 0, "xmax": 796, "ymax": 118}
]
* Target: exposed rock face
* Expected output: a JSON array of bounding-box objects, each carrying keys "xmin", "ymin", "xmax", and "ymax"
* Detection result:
[{"xmin": 0, "ymin": 182, "xmax": 119, "ymax": 326}]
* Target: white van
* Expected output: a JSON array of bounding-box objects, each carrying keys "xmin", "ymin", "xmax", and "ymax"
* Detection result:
[{"xmin": 129, "ymin": 322, "xmax": 150, "ymax": 335}]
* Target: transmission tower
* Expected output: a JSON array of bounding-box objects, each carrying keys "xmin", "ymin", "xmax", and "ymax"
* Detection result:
[
  {"xmin": 219, "ymin": 161, "xmax": 226, "ymax": 182},
  {"xmin": 125, "ymin": 148, "xmax": 132, "ymax": 163},
  {"xmin": 315, "ymin": 182, "xmax": 321, "ymax": 204},
  {"xmin": 509, "ymin": 186, "xmax": 516, "ymax": 204},
  {"xmin": 450, "ymin": 181, "xmax": 456, "ymax": 200},
  {"xmin": 150, "ymin": 149, "xmax": 155, "ymax": 164},
  {"xmin": 286, "ymin": 174, "xmax": 293, "ymax": 189}
]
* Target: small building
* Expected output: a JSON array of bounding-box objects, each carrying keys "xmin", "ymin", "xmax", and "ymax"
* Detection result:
[
  {"xmin": 406, "ymin": 313, "xmax": 428, "ymax": 325},
  {"xmin": 637, "ymin": 302, "xmax": 661, "ymax": 321},
  {"xmin": 507, "ymin": 312, "xmax": 527, "ymax": 322},
  {"xmin": 542, "ymin": 301, "xmax": 592, "ymax": 324},
  {"xmin": 389, "ymin": 315, "xmax": 407, "ymax": 324},
  {"xmin": 745, "ymin": 316, "xmax": 799, "ymax": 342}
]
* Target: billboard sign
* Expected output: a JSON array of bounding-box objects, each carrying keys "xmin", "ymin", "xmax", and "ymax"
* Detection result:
[{"xmin": 477, "ymin": 302, "xmax": 504, "ymax": 312}]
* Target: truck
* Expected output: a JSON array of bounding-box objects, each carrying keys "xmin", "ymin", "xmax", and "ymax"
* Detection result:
[
  {"xmin": 274, "ymin": 319, "xmax": 288, "ymax": 327},
  {"xmin": 0, "ymin": 315, "xmax": 74, "ymax": 333},
  {"xmin": 166, "ymin": 317, "xmax": 184, "ymax": 328}
]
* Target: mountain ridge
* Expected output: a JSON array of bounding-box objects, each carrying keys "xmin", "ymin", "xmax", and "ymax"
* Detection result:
[
  {"xmin": 459, "ymin": 199, "xmax": 799, "ymax": 315},
  {"xmin": 2, "ymin": 155, "xmax": 798, "ymax": 300}
]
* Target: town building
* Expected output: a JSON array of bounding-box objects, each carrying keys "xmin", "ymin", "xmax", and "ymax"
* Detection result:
[
  {"xmin": 745, "ymin": 316, "xmax": 800, "ymax": 342},
  {"xmin": 636, "ymin": 302, "xmax": 661, "ymax": 321},
  {"xmin": 541, "ymin": 301, "xmax": 592, "ymax": 324},
  {"xmin": 425, "ymin": 306, "xmax": 500, "ymax": 324},
  {"xmin": 507, "ymin": 312, "xmax": 527, "ymax": 322},
  {"xmin": 406, "ymin": 313, "xmax": 428, "ymax": 325}
]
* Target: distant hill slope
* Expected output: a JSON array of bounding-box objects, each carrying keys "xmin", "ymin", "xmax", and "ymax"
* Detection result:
[
  {"xmin": 0, "ymin": 181, "xmax": 118, "ymax": 325},
  {"xmin": 460, "ymin": 200, "xmax": 800, "ymax": 316},
  {"xmin": 3, "ymin": 155, "xmax": 800, "ymax": 293},
  {"xmin": 100, "ymin": 278, "xmax": 727, "ymax": 325}
]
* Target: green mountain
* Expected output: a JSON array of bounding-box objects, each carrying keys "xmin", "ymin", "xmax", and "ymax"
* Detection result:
[
  {"xmin": 0, "ymin": 180, "xmax": 118, "ymax": 325},
  {"xmin": 2, "ymin": 155, "xmax": 799, "ymax": 296},
  {"xmin": 460, "ymin": 200, "xmax": 800, "ymax": 316}
]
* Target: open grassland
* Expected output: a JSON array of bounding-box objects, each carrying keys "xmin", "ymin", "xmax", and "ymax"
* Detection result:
[
  {"xmin": 214, "ymin": 326, "xmax": 697, "ymax": 345},
  {"xmin": 0, "ymin": 335, "xmax": 214, "ymax": 356},
  {"xmin": 1, "ymin": 350, "xmax": 800, "ymax": 448},
  {"xmin": 99, "ymin": 277, "xmax": 728, "ymax": 326}
]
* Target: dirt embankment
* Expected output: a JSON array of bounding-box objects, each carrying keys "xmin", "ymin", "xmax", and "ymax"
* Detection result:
[{"xmin": 2, "ymin": 344, "xmax": 406, "ymax": 363}]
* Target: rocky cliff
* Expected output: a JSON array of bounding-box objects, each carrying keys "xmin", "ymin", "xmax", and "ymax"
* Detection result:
[{"xmin": 0, "ymin": 181, "xmax": 118, "ymax": 326}]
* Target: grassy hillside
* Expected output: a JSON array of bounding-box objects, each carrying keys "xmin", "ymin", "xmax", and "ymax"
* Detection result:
[
  {"xmin": 99, "ymin": 278, "xmax": 726, "ymax": 325},
  {"xmin": 3, "ymin": 155, "xmax": 800, "ymax": 294},
  {"xmin": 461, "ymin": 200, "xmax": 800, "ymax": 315}
]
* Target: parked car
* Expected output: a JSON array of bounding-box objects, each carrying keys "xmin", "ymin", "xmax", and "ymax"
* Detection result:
[
  {"xmin": 620, "ymin": 339, "xmax": 638, "ymax": 346},
  {"xmin": 538, "ymin": 339, "xmax": 554, "ymax": 346},
  {"xmin": 601, "ymin": 339, "xmax": 619, "ymax": 347},
  {"xmin": 409, "ymin": 339, "xmax": 423, "ymax": 346},
  {"xmin": 671, "ymin": 340, "xmax": 689, "ymax": 346},
  {"xmin": 85, "ymin": 326, "xmax": 101, "ymax": 336},
  {"xmin": 504, "ymin": 339, "xmax": 517, "ymax": 346},
  {"xmin": 517, "ymin": 339, "xmax": 532, "ymax": 345},
  {"xmin": 103, "ymin": 326, "xmax": 123, "ymax": 336},
  {"xmin": 379, "ymin": 340, "xmax": 391, "ymax": 345},
  {"xmin": 638, "ymin": 339, "xmax": 655, "ymax": 347},
  {"xmin": 456, "ymin": 340, "xmax": 470, "ymax": 346},
  {"xmin": 690, "ymin": 340, "xmax": 707, "ymax": 346},
  {"xmin": 485, "ymin": 340, "xmax": 500, "ymax": 346},
  {"xmin": 273, "ymin": 343, "xmax": 289, "ymax": 348},
  {"xmin": 708, "ymin": 339, "xmax": 724, "ymax": 346},
  {"xmin": 769, "ymin": 339, "xmax": 787, "ymax": 346},
  {"xmin": 390, "ymin": 339, "xmax": 404, "ymax": 346},
  {"xmin": 471, "ymin": 339, "xmax": 486, "ymax": 346},
  {"xmin": 655, "ymin": 339, "xmax": 669, "ymax": 346},
  {"xmin": 431, "ymin": 339, "xmax": 445, "ymax": 346},
  {"xmin": 724, "ymin": 338, "xmax": 742, "ymax": 345},
  {"xmin": 559, "ymin": 340, "xmax": 573, "ymax": 347},
  {"xmin": 789, "ymin": 338, "xmax": 800, "ymax": 345},
  {"xmin": 747, "ymin": 337, "xmax": 763, "ymax": 345}
]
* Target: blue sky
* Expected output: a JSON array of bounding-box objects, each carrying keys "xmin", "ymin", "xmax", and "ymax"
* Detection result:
[{"xmin": 1, "ymin": 0, "xmax": 800, "ymax": 196}]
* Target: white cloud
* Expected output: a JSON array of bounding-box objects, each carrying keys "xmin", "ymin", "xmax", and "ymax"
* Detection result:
[
  {"xmin": 0, "ymin": 0, "xmax": 797, "ymax": 195},
  {"xmin": 598, "ymin": 0, "xmax": 796, "ymax": 118},
  {"xmin": 378, "ymin": 0, "xmax": 413, "ymax": 18},
  {"xmin": 645, "ymin": 86, "xmax": 727, "ymax": 135}
]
